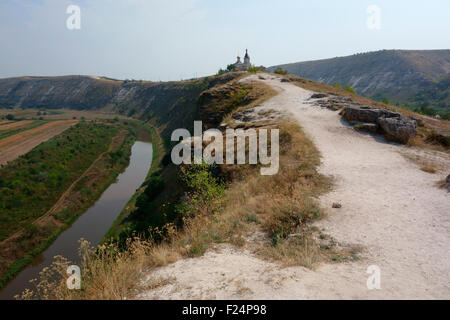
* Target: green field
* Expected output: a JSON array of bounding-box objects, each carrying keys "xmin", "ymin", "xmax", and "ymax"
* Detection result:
[{"xmin": 0, "ymin": 122, "xmax": 118, "ymax": 241}]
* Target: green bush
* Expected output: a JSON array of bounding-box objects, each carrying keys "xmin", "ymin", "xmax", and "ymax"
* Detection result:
[
  {"xmin": 247, "ymin": 66, "xmax": 262, "ymax": 73},
  {"xmin": 344, "ymin": 85, "xmax": 355, "ymax": 94},
  {"xmin": 274, "ymin": 67, "xmax": 288, "ymax": 75},
  {"xmin": 226, "ymin": 64, "xmax": 236, "ymax": 72},
  {"xmin": 179, "ymin": 162, "xmax": 225, "ymax": 217}
]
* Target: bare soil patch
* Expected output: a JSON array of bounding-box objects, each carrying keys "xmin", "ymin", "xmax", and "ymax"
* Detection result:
[{"xmin": 0, "ymin": 120, "xmax": 77, "ymax": 165}]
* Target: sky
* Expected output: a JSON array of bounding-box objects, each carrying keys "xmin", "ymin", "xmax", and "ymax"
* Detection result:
[{"xmin": 1, "ymin": 0, "xmax": 449, "ymax": 81}]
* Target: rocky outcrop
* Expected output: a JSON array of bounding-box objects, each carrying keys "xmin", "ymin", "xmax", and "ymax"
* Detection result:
[
  {"xmin": 377, "ymin": 117, "xmax": 418, "ymax": 144},
  {"xmin": 342, "ymin": 105, "xmax": 417, "ymax": 143}
]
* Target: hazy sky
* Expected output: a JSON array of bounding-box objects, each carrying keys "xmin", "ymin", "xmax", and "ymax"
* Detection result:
[{"xmin": 1, "ymin": 0, "xmax": 449, "ymax": 81}]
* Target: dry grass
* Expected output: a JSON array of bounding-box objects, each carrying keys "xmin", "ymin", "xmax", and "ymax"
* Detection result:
[
  {"xmin": 420, "ymin": 165, "xmax": 437, "ymax": 174},
  {"xmin": 401, "ymin": 151, "xmax": 445, "ymax": 174}
]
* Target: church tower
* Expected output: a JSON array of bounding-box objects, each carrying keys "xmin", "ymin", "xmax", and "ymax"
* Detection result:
[{"xmin": 244, "ymin": 49, "xmax": 250, "ymax": 67}]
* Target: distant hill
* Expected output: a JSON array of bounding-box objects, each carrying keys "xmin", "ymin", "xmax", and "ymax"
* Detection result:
[
  {"xmin": 0, "ymin": 73, "xmax": 239, "ymax": 138},
  {"xmin": 269, "ymin": 50, "xmax": 450, "ymax": 119}
]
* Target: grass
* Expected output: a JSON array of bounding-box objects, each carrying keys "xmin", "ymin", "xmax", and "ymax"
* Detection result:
[{"xmin": 420, "ymin": 165, "xmax": 437, "ymax": 174}]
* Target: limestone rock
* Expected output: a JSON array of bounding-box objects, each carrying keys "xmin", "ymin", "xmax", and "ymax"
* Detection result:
[
  {"xmin": 343, "ymin": 106, "xmax": 381, "ymax": 124},
  {"xmin": 342, "ymin": 105, "xmax": 416, "ymax": 144},
  {"xmin": 377, "ymin": 116, "xmax": 417, "ymax": 144}
]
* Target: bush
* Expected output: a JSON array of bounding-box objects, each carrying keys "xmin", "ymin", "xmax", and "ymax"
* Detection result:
[
  {"xmin": 333, "ymin": 83, "xmax": 342, "ymax": 89},
  {"xmin": 344, "ymin": 85, "xmax": 355, "ymax": 94},
  {"xmin": 5, "ymin": 114, "xmax": 14, "ymax": 121},
  {"xmin": 226, "ymin": 64, "xmax": 236, "ymax": 72},
  {"xmin": 247, "ymin": 66, "xmax": 262, "ymax": 73},
  {"xmin": 179, "ymin": 163, "xmax": 225, "ymax": 217},
  {"xmin": 274, "ymin": 67, "xmax": 288, "ymax": 75}
]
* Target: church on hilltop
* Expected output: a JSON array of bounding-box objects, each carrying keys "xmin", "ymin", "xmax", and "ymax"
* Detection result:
[
  {"xmin": 233, "ymin": 49, "xmax": 251, "ymax": 71},
  {"xmin": 219, "ymin": 49, "xmax": 265, "ymax": 74}
]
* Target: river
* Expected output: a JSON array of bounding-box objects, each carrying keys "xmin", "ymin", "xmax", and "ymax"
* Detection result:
[{"xmin": 0, "ymin": 140, "xmax": 153, "ymax": 299}]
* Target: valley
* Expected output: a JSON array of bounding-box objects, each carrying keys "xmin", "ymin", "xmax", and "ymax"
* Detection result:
[{"xmin": 0, "ymin": 71, "xmax": 448, "ymax": 300}]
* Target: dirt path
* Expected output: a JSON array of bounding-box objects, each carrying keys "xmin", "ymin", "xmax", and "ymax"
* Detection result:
[
  {"xmin": 138, "ymin": 74, "xmax": 450, "ymax": 300},
  {"xmin": 0, "ymin": 120, "xmax": 77, "ymax": 165}
]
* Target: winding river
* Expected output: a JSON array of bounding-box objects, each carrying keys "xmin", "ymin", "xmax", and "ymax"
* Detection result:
[{"xmin": 0, "ymin": 140, "xmax": 153, "ymax": 299}]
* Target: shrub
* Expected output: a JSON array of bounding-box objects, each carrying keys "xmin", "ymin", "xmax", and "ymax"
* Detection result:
[
  {"xmin": 178, "ymin": 162, "xmax": 225, "ymax": 217},
  {"xmin": 333, "ymin": 83, "xmax": 342, "ymax": 89},
  {"xmin": 274, "ymin": 67, "xmax": 288, "ymax": 75},
  {"xmin": 247, "ymin": 66, "xmax": 261, "ymax": 73},
  {"xmin": 226, "ymin": 64, "xmax": 236, "ymax": 72},
  {"xmin": 344, "ymin": 85, "xmax": 355, "ymax": 94},
  {"xmin": 5, "ymin": 114, "xmax": 14, "ymax": 121}
]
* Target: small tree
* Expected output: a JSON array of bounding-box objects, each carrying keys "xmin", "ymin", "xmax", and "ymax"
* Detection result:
[
  {"xmin": 226, "ymin": 64, "xmax": 236, "ymax": 72},
  {"xmin": 6, "ymin": 114, "xmax": 14, "ymax": 121}
]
